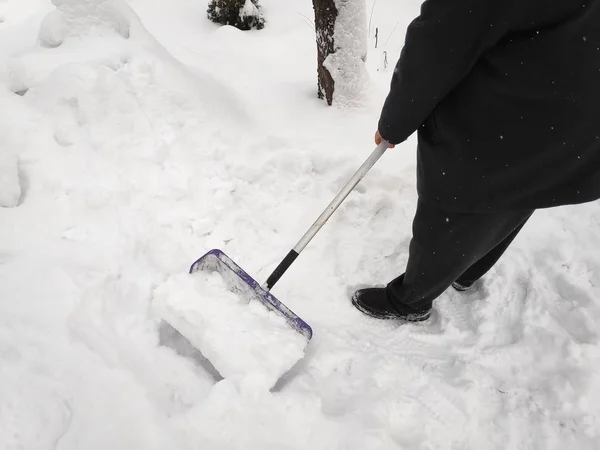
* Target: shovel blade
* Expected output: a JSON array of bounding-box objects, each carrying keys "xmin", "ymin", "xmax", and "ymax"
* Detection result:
[{"xmin": 189, "ymin": 249, "xmax": 313, "ymax": 341}]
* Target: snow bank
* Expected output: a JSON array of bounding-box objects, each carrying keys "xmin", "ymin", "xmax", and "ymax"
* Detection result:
[
  {"xmin": 153, "ymin": 271, "xmax": 308, "ymax": 389},
  {"xmin": 38, "ymin": 0, "xmax": 133, "ymax": 47},
  {"xmin": 5, "ymin": 0, "xmax": 154, "ymax": 92},
  {"xmin": 325, "ymin": 0, "xmax": 369, "ymax": 107},
  {"xmin": 4, "ymin": 0, "xmax": 245, "ymax": 126},
  {"xmin": 0, "ymin": 0, "xmax": 248, "ymax": 215}
]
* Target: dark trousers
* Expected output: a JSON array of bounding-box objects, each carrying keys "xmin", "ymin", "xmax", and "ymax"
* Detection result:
[{"xmin": 387, "ymin": 199, "xmax": 534, "ymax": 310}]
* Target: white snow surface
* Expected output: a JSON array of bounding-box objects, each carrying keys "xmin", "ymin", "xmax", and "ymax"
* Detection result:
[
  {"xmin": 1, "ymin": 0, "xmax": 600, "ymax": 448},
  {"xmin": 0, "ymin": 150, "xmax": 20, "ymax": 208}
]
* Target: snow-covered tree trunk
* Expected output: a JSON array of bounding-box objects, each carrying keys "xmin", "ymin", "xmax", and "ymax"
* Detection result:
[
  {"xmin": 313, "ymin": 0, "xmax": 368, "ymax": 106},
  {"xmin": 207, "ymin": 0, "xmax": 265, "ymax": 31},
  {"xmin": 313, "ymin": 0, "xmax": 337, "ymax": 105}
]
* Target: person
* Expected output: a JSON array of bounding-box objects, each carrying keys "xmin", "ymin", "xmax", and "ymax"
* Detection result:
[{"xmin": 352, "ymin": 0, "xmax": 600, "ymax": 322}]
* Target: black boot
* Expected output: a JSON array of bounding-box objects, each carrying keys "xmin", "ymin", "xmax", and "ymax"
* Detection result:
[
  {"xmin": 451, "ymin": 280, "xmax": 475, "ymax": 292},
  {"xmin": 351, "ymin": 287, "xmax": 432, "ymax": 321}
]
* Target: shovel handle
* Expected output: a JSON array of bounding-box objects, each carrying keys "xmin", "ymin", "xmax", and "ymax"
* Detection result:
[{"xmin": 264, "ymin": 141, "xmax": 389, "ymax": 290}]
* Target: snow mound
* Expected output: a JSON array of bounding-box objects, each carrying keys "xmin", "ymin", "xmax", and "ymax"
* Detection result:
[
  {"xmin": 38, "ymin": 0, "xmax": 140, "ymax": 48},
  {"xmin": 4, "ymin": 0, "xmax": 245, "ymax": 129},
  {"xmin": 5, "ymin": 0, "xmax": 157, "ymax": 92},
  {"xmin": 26, "ymin": 61, "xmax": 156, "ymax": 153},
  {"xmin": 152, "ymin": 271, "xmax": 308, "ymax": 389}
]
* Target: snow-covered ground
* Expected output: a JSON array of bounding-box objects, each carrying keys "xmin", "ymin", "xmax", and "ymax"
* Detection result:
[{"xmin": 1, "ymin": 0, "xmax": 599, "ymax": 448}]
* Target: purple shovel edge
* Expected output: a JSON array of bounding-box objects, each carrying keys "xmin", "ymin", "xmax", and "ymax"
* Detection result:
[{"xmin": 189, "ymin": 249, "xmax": 313, "ymax": 341}]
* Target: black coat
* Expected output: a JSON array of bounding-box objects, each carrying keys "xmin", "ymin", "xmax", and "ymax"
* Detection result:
[{"xmin": 379, "ymin": 0, "xmax": 600, "ymax": 212}]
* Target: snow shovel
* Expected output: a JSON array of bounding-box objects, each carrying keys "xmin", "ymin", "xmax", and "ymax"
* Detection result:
[{"xmin": 188, "ymin": 142, "xmax": 390, "ymax": 343}]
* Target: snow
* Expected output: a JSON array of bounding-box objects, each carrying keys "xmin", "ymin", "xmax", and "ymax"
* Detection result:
[
  {"xmin": 152, "ymin": 271, "xmax": 308, "ymax": 388},
  {"xmin": 1, "ymin": 0, "xmax": 600, "ymax": 448},
  {"xmin": 326, "ymin": 0, "xmax": 369, "ymax": 106},
  {"xmin": 0, "ymin": 140, "xmax": 21, "ymax": 208},
  {"xmin": 0, "ymin": 87, "xmax": 26, "ymax": 208}
]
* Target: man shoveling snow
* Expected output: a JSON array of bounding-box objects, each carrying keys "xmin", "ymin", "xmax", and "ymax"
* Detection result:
[{"xmin": 353, "ymin": 0, "xmax": 600, "ymax": 321}]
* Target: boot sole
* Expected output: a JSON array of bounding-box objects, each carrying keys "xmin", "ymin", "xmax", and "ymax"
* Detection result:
[
  {"xmin": 452, "ymin": 281, "xmax": 474, "ymax": 292},
  {"xmin": 352, "ymin": 294, "xmax": 431, "ymax": 322}
]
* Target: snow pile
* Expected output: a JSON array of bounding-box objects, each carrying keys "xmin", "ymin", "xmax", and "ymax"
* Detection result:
[
  {"xmin": 326, "ymin": 0, "xmax": 369, "ymax": 106},
  {"xmin": 0, "ymin": 0, "xmax": 246, "ymax": 215},
  {"xmin": 4, "ymin": 0, "xmax": 244, "ymax": 125},
  {"xmin": 153, "ymin": 271, "xmax": 308, "ymax": 389},
  {"xmin": 4, "ymin": 0, "xmax": 149, "ymax": 92},
  {"xmin": 38, "ymin": 0, "xmax": 133, "ymax": 47}
]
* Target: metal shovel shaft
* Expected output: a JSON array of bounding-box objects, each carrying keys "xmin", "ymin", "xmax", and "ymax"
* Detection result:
[{"xmin": 265, "ymin": 142, "xmax": 389, "ymax": 290}]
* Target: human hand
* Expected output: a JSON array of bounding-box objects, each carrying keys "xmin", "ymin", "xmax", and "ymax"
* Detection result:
[{"xmin": 375, "ymin": 130, "xmax": 395, "ymax": 148}]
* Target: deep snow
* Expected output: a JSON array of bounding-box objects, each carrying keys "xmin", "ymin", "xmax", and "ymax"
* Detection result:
[{"xmin": 1, "ymin": 0, "xmax": 599, "ymax": 449}]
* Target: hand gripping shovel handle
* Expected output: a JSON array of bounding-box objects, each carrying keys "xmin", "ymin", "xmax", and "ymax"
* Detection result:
[{"xmin": 264, "ymin": 141, "xmax": 390, "ymax": 290}]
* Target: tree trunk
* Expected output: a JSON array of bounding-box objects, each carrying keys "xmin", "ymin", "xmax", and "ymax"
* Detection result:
[{"xmin": 312, "ymin": 0, "xmax": 337, "ymax": 106}]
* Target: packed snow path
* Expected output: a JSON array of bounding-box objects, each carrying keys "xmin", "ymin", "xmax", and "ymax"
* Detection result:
[{"xmin": 1, "ymin": 0, "xmax": 599, "ymax": 448}]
